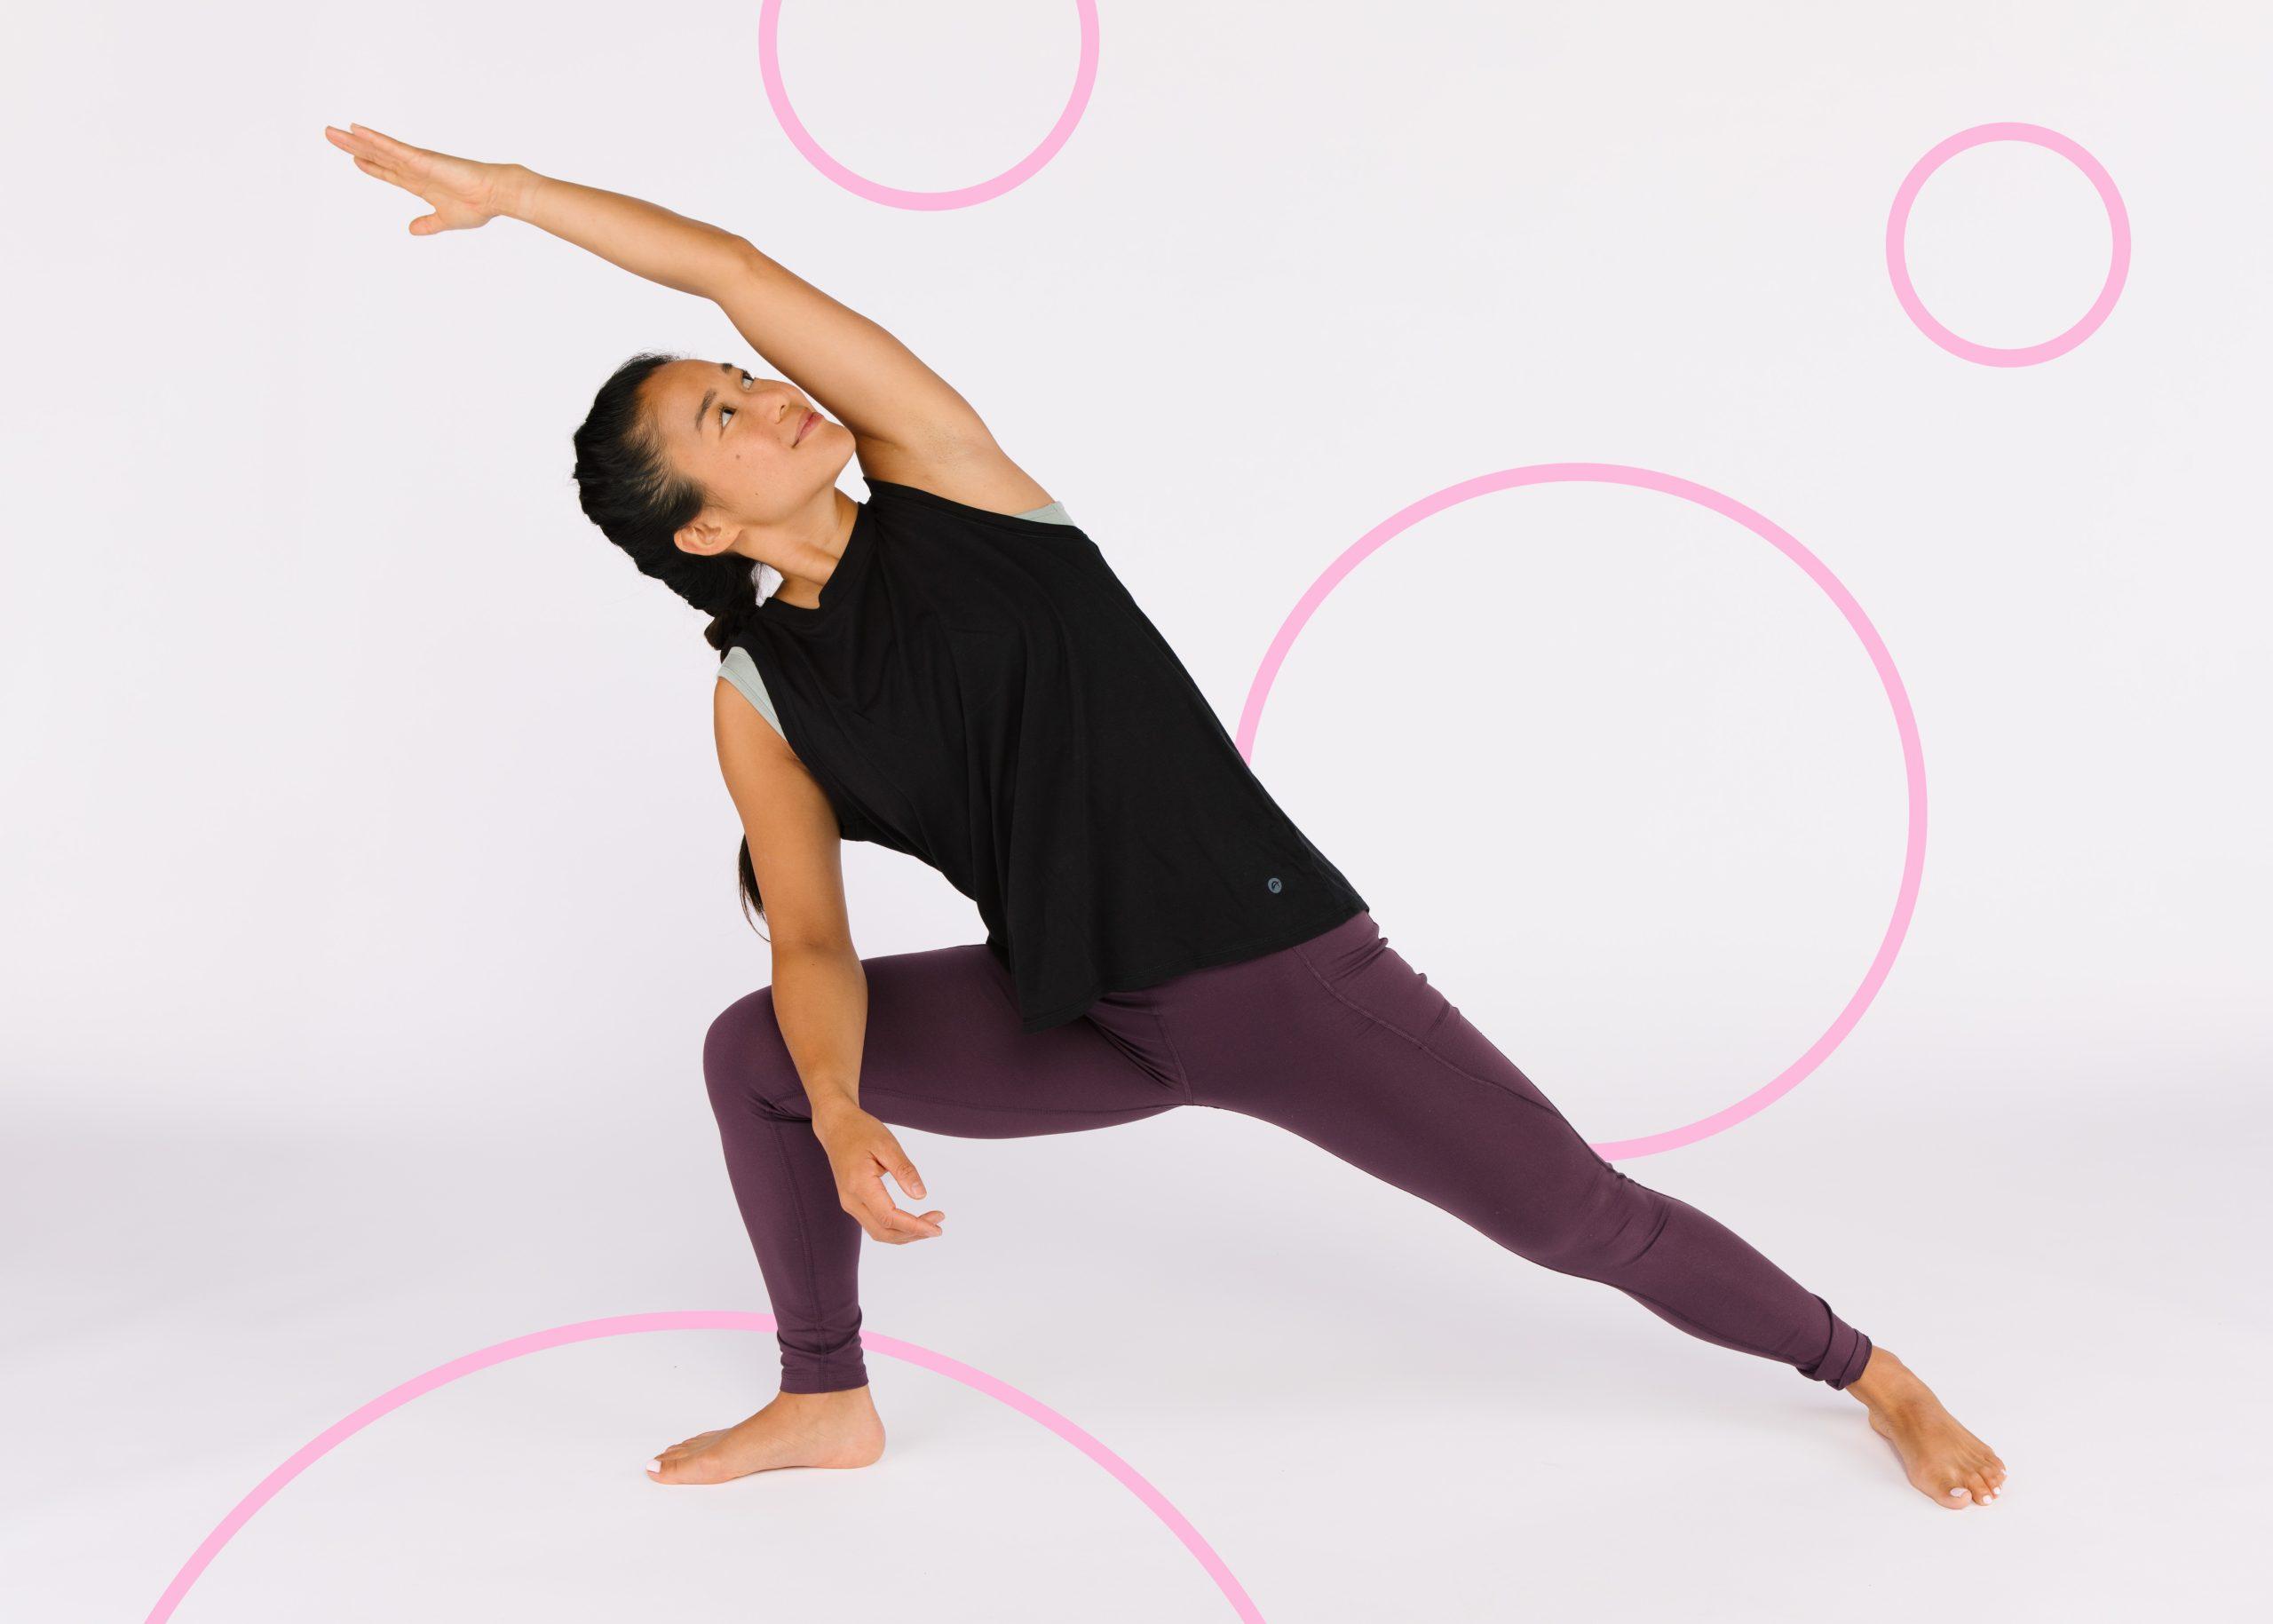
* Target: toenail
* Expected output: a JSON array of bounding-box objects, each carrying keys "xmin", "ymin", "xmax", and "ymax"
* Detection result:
[{"xmin": 646, "ymin": 1458, "xmax": 662, "ymax": 1472}]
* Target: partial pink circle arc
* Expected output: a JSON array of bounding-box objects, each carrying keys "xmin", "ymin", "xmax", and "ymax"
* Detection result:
[
  {"xmin": 142, "ymin": 1312, "xmax": 1264, "ymax": 1623},
  {"xmin": 1886, "ymin": 122, "xmax": 2131, "ymax": 366},
  {"xmin": 759, "ymin": 0, "xmax": 1102, "ymax": 210},
  {"xmin": 1236, "ymin": 463, "xmax": 1927, "ymax": 1161}
]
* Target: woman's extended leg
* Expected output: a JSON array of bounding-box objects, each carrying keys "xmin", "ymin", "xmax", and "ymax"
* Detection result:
[
  {"xmin": 699, "ymin": 939, "xmax": 1184, "ymax": 1396},
  {"xmin": 1152, "ymin": 910, "xmax": 2006, "ymax": 1508},
  {"xmin": 1161, "ymin": 912, "xmax": 1872, "ymax": 1387}
]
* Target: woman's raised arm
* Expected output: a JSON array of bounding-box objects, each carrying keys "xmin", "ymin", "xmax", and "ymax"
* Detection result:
[
  {"xmin": 324, "ymin": 123, "xmax": 1002, "ymax": 459},
  {"xmin": 702, "ymin": 239, "xmax": 1001, "ymax": 462}
]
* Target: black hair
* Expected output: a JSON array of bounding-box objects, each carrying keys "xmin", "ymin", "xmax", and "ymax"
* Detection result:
[{"xmin": 571, "ymin": 349, "xmax": 768, "ymax": 931}]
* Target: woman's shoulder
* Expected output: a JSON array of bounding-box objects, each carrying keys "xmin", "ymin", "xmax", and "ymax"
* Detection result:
[
  {"xmin": 716, "ymin": 645, "xmax": 785, "ymax": 739},
  {"xmin": 861, "ymin": 471, "xmax": 1080, "ymax": 532}
]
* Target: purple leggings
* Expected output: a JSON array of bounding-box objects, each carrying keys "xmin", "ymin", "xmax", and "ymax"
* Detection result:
[{"xmin": 701, "ymin": 909, "xmax": 1872, "ymax": 1395}]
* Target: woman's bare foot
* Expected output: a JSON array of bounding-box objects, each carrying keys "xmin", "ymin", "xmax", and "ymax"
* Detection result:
[
  {"xmin": 1846, "ymin": 1345, "xmax": 2006, "ymax": 1509},
  {"xmin": 646, "ymin": 1386, "xmax": 886, "ymax": 1485}
]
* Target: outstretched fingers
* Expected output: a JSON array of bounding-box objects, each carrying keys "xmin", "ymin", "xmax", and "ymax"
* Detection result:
[
  {"xmin": 323, "ymin": 122, "xmax": 493, "ymax": 234},
  {"xmin": 326, "ymin": 129, "xmax": 416, "ymax": 197},
  {"xmin": 325, "ymin": 125, "xmax": 408, "ymax": 172},
  {"xmin": 345, "ymin": 122, "xmax": 427, "ymax": 163},
  {"xmin": 348, "ymin": 154, "xmax": 411, "ymax": 191}
]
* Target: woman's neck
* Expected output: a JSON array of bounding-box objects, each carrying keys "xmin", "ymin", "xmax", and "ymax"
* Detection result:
[{"xmin": 749, "ymin": 489, "xmax": 857, "ymax": 608}]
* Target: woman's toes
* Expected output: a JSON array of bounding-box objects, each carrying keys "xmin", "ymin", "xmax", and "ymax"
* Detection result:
[{"xmin": 650, "ymin": 1449, "xmax": 709, "ymax": 1484}]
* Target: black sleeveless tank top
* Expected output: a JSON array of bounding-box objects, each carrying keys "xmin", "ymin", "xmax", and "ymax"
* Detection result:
[{"xmin": 727, "ymin": 477, "xmax": 1368, "ymax": 1033}]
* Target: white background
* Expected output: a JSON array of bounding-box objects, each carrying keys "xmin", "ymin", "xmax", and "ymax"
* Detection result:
[{"xmin": 4, "ymin": 1, "xmax": 2267, "ymax": 1618}]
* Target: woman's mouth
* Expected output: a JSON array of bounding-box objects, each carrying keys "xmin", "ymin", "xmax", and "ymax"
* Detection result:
[{"xmin": 796, "ymin": 409, "xmax": 820, "ymax": 444}]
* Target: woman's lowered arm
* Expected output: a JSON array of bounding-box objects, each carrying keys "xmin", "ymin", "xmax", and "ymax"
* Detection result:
[{"xmin": 713, "ymin": 684, "xmax": 946, "ymax": 1247}]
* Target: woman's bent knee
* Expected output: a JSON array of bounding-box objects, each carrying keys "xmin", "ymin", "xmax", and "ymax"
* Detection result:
[{"xmin": 702, "ymin": 985, "xmax": 805, "ymax": 1121}]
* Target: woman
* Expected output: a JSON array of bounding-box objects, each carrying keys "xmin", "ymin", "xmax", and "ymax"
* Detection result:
[{"xmin": 326, "ymin": 123, "xmax": 2006, "ymax": 1511}]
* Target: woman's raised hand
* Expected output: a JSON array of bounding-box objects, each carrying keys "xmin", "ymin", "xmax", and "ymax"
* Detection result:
[
  {"xmin": 814, "ymin": 1107, "xmax": 946, "ymax": 1244},
  {"xmin": 322, "ymin": 123, "xmax": 519, "ymax": 234}
]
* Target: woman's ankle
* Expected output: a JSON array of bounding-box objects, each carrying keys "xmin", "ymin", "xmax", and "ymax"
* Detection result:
[
  {"xmin": 778, "ymin": 1381, "xmax": 873, "ymax": 1403},
  {"xmin": 1845, "ymin": 1344, "xmax": 1917, "ymax": 1406}
]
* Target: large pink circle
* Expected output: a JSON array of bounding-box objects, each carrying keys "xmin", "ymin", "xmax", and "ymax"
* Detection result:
[
  {"xmin": 759, "ymin": 0, "xmax": 1102, "ymax": 210},
  {"xmin": 1237, "ymin": 464, "xmax": 1927, "ymax": 1161},
  {"xmin": 1886, "ymin": 122, "xmax": 2131, "ymax": 366},
  {"xmin": 142, "ymin": 1311, "xmax": 1265, "ymax": 1622}
]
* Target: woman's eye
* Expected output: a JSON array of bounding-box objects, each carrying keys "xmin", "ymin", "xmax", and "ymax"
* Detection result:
[{"xmin": 720, "ymin": 407, "xmax": 735, "ymax": 427}]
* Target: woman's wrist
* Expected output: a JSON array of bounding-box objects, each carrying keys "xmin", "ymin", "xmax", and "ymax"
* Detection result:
[
  {"xmin": 493, "ymin": 162, "xmax": 543, "ymax": 222},
  {"xmin": 809, "ymin": 1091, "xmax": 866, "ymax": 1132}
]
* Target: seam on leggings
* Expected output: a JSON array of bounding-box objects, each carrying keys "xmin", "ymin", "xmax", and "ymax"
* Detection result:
[
  {"xmin": 1148, "ymin": 1008, "xmax": 1198, "ymax": 1105},
  {"xmin": 1290, "ymin": 940, "xmax": 1564, "ymax": 1121},
  {"xmin": 765, "ymin": 1107, "xmax": 828, "ymax": 1370}
]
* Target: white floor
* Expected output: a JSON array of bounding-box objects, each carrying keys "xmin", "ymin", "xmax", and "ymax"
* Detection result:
[{"xmin": 8, "ymin": 1043, "xmax": 2262, "ymax": 1621}]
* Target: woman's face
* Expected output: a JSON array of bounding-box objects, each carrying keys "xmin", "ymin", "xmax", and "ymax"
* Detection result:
[{"xmin": 645, "ymin": 358, "xmax": 849, "ymax": 529}]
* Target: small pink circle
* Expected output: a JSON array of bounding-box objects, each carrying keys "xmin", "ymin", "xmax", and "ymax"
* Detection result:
[
  {"xmin": 1237, "ymin": 464, "xmax": 1927, "ymax": 1161},
  {"xmin": 1886, "ymin": 122, "xmax": 2131, "ymax": 366},
  {"xmin": 759, "ymin": 0, "xmax": 1102, "ymax": 210},
  {"xmin": 142, "ymin": 1311, "xmax": 1265, "ymax": 1622}
]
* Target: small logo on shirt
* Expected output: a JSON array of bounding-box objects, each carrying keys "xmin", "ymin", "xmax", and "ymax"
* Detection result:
[{"xmin": 1266, "ymin": 876, "xmax": 1283, "ymax": 893}]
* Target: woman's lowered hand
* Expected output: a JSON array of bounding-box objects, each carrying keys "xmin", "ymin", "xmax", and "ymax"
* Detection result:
[{"xmin": 814, "ymin": 1105, "xmax": 946, "ymax": 1244}]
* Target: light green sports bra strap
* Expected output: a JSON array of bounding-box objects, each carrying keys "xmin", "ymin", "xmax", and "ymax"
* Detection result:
[{"xmin": 717, "ymin": 497, "xmax": 1074, "ymax": 740}]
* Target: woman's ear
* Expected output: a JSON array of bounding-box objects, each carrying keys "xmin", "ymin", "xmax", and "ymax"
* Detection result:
[{"xmin": 674, "ymin": 514, "xmax": 733, "ymax": 559}]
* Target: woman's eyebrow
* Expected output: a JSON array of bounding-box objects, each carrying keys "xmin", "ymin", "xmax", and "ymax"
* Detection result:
[{"xmin": 693, "ymin": 362, "xmax": 752, "ymax": 435}]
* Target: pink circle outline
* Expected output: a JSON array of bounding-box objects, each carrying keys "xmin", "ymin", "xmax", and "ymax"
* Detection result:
[
  {"xmin": 141, "ymin": 1311, "xmax": 1265, "ymax": 1623},
  {"xmin": 1885, "ymin": 122, "xmax": 2131, "ymax": 366},
  {"xmin": 1236, "ymin": 463, "xmax": 1926, "ymax": 1161},
  {"xmin": 759, "ymin": 0, "xmax": 1102, "ymax": 210}
]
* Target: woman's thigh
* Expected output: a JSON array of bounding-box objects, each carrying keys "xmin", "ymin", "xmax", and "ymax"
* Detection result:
[
  {"xmin": 704, "ymin": 940, "xmax": 1185, "ymax": 1138},
  {"xmin": 1155, "ymin": 912, "xmax": 1616, "ymax": 1248}
]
